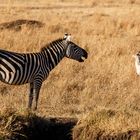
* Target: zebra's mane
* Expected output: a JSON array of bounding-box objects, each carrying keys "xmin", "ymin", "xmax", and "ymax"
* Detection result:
[{"xmin": 41, "ymin": 38, "xmax": 63, "ymax": 52}]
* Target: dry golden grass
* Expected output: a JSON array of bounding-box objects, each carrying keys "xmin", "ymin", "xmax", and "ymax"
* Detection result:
[
  {"xmin": 73, "ymin": 108, "xmax": 140, "ymax": 139},
  {"xmin": 0, "ymin": 0, "xmax": 140, "ymax": 139}
]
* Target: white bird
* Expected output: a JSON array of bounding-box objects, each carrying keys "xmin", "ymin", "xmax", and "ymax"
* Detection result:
[{"xmin": 133, "ymin": 51, "xmax": 140, "ymax": 75}]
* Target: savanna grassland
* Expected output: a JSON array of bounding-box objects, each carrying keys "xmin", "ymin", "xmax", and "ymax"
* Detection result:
[{"xmin": 0, "ymin": 0, "xmax": 140, "ymax": 139}]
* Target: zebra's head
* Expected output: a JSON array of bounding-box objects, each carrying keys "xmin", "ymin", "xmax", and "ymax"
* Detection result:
[{"xmin": 64, "ymin": 34, "xmax": 88, "ymax": 62}]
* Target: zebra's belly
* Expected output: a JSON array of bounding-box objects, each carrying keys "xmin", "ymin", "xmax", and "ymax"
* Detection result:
[{"xmin": 0, "ymin": 69, "xmax": 29, "ymax": 85}]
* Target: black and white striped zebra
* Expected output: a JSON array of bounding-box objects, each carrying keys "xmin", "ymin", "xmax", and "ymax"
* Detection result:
[{"xmin": 0, "ymin": 33, "xmax": 88, "ymax": 110}]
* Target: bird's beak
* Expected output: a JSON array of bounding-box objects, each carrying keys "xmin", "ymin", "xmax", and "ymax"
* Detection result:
[{"xmin": 132, "ymin": 55, "xmax": 136, "ymax": 58}]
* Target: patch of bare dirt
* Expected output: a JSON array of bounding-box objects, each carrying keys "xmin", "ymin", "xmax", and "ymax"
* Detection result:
[{"xmin": 0, "ymin": 19, "xmax": 44, "ymax": 31}]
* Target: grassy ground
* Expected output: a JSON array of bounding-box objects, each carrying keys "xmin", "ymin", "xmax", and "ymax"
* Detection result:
[{"xmin": 0, "ymin": 0, "xmax": 140, "ymax": 139}]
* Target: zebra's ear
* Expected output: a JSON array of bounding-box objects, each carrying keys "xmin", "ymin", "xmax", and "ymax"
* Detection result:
[{"xmin": 64, "ymin": 33, "xmax": 71, "ymax": 42}]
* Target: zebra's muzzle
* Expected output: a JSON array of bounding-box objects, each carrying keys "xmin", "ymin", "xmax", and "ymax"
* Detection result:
[
  {"xmin": 81, "ymin": 56, "xmax": 86, "ymax": 61},
  {"xmin": 79, "ymin": 51, "xmax": 88, "ymax": 62}
]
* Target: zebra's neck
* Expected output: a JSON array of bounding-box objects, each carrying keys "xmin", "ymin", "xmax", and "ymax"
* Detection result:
[{"xmin": 41, "ymin": 39, "xmax": 67, "ymax": 71}]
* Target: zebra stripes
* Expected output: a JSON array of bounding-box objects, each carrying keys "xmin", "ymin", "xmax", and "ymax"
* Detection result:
[
  {"xmin": 0, "ymin": 51, "xmax": 41, "ymax": 85},
  {"xmin": 0, "ymin": 34, "xmax": 88, "ymax": 110}
]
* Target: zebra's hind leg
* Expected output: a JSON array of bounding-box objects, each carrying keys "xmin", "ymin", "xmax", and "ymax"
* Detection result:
[{"xmin": 28, "ymin": 82, "xmax": 34, "ymax": 109}]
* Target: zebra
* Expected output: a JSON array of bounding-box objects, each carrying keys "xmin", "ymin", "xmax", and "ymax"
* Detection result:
[
  {"xmin": 0, "ymin": 33, "xmax": 88, "ymax": 110},
  {"xmin": 133, "ymin": 51, "xmax": 140, "ymax": 75}
]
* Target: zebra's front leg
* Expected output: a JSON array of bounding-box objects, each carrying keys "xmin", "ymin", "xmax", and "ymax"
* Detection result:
[
  {"xmin": 33, "ymin": 80, "xmax": 43, "ymax": 110},
  {"xmin": 28, "ymin": 82, "xmax": 34, "ymax": 109}
]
